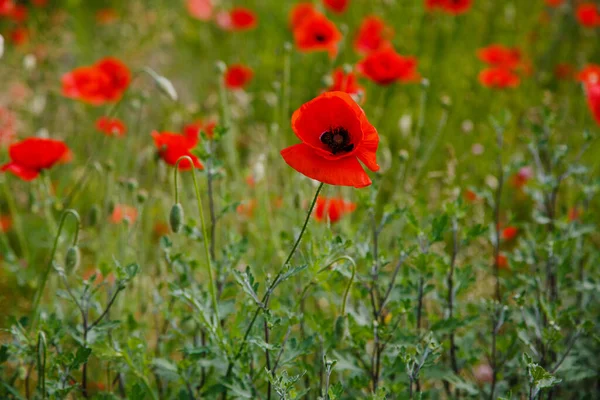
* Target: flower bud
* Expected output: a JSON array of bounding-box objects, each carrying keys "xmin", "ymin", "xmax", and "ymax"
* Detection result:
[
  {"xmin": 88, "ymin": 205, "xmax": 100, "ymax": 226},
  {"xmin": 65, "ymin": 246, "xmax": 81, "ymax": 273},
  {"xmin": 334, "ymin": 315, "xmax": 346, "ymax": 341},
  {"xmin": 137, "ymin": 190, "xmax": 148, "ymax": 204},
  {"xmin": 169, "ymin": 203, "xmax": 184, "ymax": 233}
]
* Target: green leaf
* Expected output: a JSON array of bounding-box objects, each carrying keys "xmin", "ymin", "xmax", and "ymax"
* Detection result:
[
  {"xmin": 0, "ymin": 345, "xmax": 9, "ymax": 364},
  {"xmin": 70, "ymin": 346, "xmax": 92, "ymax": 369},
  {"xmin": 233, "ymin": 266, "xmax": 263, "ymax": 307}
]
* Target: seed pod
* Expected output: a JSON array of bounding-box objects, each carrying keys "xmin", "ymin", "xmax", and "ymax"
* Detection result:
[
  {"xmin": 169, "ymin": 203, "xmax": 184, "ymax": 233},
  {"xmin": 65, "ymin": 246, "xmax": 81, "ymax": 273},
  {"xmin": 334, "ymin": 315, "xmax": 347, "ymax": 341}
]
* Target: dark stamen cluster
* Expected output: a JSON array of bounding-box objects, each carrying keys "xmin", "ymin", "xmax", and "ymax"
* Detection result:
[{"xmin": 320, "ymin": 127, "xmax": 354, "ymax": 155}]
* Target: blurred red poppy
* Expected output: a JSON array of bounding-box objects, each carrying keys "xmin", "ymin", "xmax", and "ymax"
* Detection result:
[
  {"xmin": 183, "ymin": 120, "xmax": 216, "ymax": 140},
  {"xmin": 554, "ymin": 63, "xmax": 574, "ymax": 80},
  {"xmin": 585, "ymin": 83, "xmax": 600, "ymax": 126},
  {"xmin": 0, "ymin": 107, "xmax": 17, "ymax": 148},
  {"xmin": 501, "ymin": 226, "xmax": 518, "ymax": 241},
  {"xmin": 10, "ymin": 27, "xmax": 29, "ymax": 46},
  {"xmin": 511, "ymin": 166, "xmax": 533, "ymax": 189},
  {"xmin": 314, "ymin": 196, "xmax": 356, "ymax": 223},
  {"xmin": 544, "ymin": 0, "xmax": 564, "ymax": 6},
  {"xmin": 83, "ymin": 268, "xmax": 115, "ymax": 284},
  {"xmin": 0, "ymin": 215, "xmax": 12, "ymax": 233},
  {"xmin": 224, "ymin": 7, "xmax": 257, "ymax": 31},
  {"xmin": 477, "ymin": 45, "xmax": 521, "ymax": 70},
  {"xmin": 293, "ymin": 13, "xmax": 342, "ymax": 58},
  {"xmin": 289, "ymin": 2, "xmax": 318, "ymax": 29},
  {"xmin": 463, "ymin": 189, "xmax": 479, "ymax": 203},
  {"xmin": 96, "ymin": 116, "xmax": 127, "ymax": 137},
  {"xmin": 281, "ymin": 91, "xmax": 379, "ymax": 188},
  {"xmin": 357, "ymin": 47, "xmax": 419, "ymax": 85},
  {"xmin": 7, "ymin": 4, "xmax": 26, "ymax": 22},
  {"xmin": 62, "ymin": 57, "xmax": 131, "ymax": 105},
  {"xmin": 152, "ymin": 131, "xmax": 203, "ymax": 170},
  {"xmin": 32, "ymin": 0, "xmax": 48, "ymax": 6},
  {"xmin": 576, "ymin": 3, "xmax": 600, "ymax": 28},
  {"xmin": 1, "ymin": 137, "xmax": 70, "ymax": 181},
  {"xmin": 354, "ymin": 16, "xmax": 394, "ymax": 55},
  {"xmin": 110, "ymin": 205, "xmax": 138, "ymax": 224},
  {"xmin": 323, "ymin": 0, "xmax": 350, "ymax": 14},
  {"xmin": 426, "ymin": 0, "xmax": 472, "ymax": 15},
  {"xmin": 186, "ymin": 0, "xmax": 212, "ymax": 21},
  {"xmin": 478, "ymin": 67, "xmax": 520, "ymax": 89},
  {"xmin": 236, "ymin": 199, "xmax": 257, "ymax": 217},
  {"xmin": 225, "ymin": 64, "xmax": 254, "ymax": 89},
  {"xmin": 496, "ymin": 253, "xmax": 509, "ymax": 270},
  {"xmin": 0, "ymin": 0, "xmax": 14, "ymax": 16},
  {"xmin": 577, "ymin": 64, "xmax": 600, "ymax": 85},
  {"xmin": 327, "ymin": 68, "xmax": 364, "ymax": 101},
  {"xmin": 96, "ymin": 8, "xmax": 118, "ymax": 24},
  {"xmin": 568, "ymin": 207, "xmax": 581, "ymax": 222}
]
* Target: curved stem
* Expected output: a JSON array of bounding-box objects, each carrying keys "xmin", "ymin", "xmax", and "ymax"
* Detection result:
[
  {"xmin": 174, "ymin": 157, "xmax": 221, "ymax": 335},
  {"xmin": 30, "ymin": 209, "xmax": 81, "ymax": 330}
]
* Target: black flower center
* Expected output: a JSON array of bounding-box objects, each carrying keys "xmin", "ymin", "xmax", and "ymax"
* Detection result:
[
  {"xmin": 315, "ymin": 33, "xmax": 327, "ymax": 43},
  {"xmin": 320, "ymin": 127, "xmax": 354, "ymax": 155}
]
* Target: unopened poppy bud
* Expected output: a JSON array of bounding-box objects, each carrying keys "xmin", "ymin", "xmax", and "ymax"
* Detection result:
[
  {"xmin": 88, "ymin": 205, "xmax": 100, "ymax": 226},
  {"xmin": 105, "ymin": 160, "xmax": 115, "ymax": 172},
  {"xmin": 440, "ymin": 95, "xmax": 452, "ymax": 109},
  {"xmin": 127, "ymin": 179, "xmax": 138, "ymax": 191},
  {"xmin": 65, "ymin": 246, "xmax": 80, "ymax": 273},
  {"xmin": 107, "ymin": 200, "xmax": 116, "ymax": 214},
  {"xmin": 215, "ymin": 61, "xmax": 227, "ymax": 74},
  {"xmin": 137, "ymin": 190, "xmax": 148, "ymax": 204},
  {"xmin": 170, "ymin": 203, "xmax": 184, "ymax": 233},
  {"xmin": 283, "ymin": 42, "xmax": 292, "ymax": 52},
  {"xmin": 334, "ymin": 315, "xmax": 346, "ymax": 341},
  {"xmin": 398, "ymin": 149, "xmax": 409, "ymax": 162},
  {"xmin": 420, "ymin": 78, "xmax": 430, "ymax": 88}
]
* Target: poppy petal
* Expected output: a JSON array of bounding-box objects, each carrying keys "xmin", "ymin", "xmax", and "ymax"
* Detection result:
[
  {"xmin": 356, "ymin": 120, "xmax": 379, "ymax": 172},
  {"xmin": 1, "ymin": 162, "xmax": 40, "ymax": 181},
  {"xmin": 281, "ymin": 143, "xmax": 371, "ymax": 188}
]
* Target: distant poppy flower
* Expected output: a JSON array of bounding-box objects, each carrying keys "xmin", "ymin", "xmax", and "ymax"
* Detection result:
[
  {"xmin": 82, "ymin": 268, "xmax": 115, "ymax": 284},
  {"xmin": 1, "ymin": 138, "xmax": 70, "ymax": 181},
  {"xmin": 477, "ymin": 45, "xmax": 521, "ymax": 70},
  {"xmin": 183, "ymin": 120, "xmax": 216, "ymax": 141},
  {"xmin": 186, "ymin": 0, "xmax": 213, "ymax": 21},
  {"xmin": 96, "ymin": 8, "xmax": 118, "ymax": 24},
  {"xmin": 281, "ymin": 91, "xmax": 379, "ymax": 188},
  {"xmin": 314, "ymin": 196, "xmax": 356, "ymax": 223},
  {"xmin": 554, "ymin": 63, "xmax": 574, "ymax": 80},
  {"xmin": 62, "ymin": 57, "xmax": 131, "ymax": 105},
  {"xmin": 293, "ymin": 13, "xmax": 342, "ymax": 58},
  {"xmin": 152, "ymin": 131, "xmax": 203, "ymax": 170},
  {"xmin": 501, "ymin": 226, "xmax": 518, "ymax": 241},
  {"xmin": 511, "ymin": 166, "xmax": 533, "ymax": 188},
  {"xmin": 357, "ymin": 47, "xmax": 420, "ymax": 85},
  {"xmin": 544, "ymin": 0, "xmax": 564, "ymax": 6},
  {"xmin": 464, "ymin": 189, "xmax": 479, "ymax": 203},
  {"xmin": 327, "ymin": 68, "xmax": 364, "ymax": 101},
  {"xmin": 289, "ymin": 2, "xmax": 318, "ymax": 29},
  {"xmin": 8, "ymin": 4, "xmax": 27, "ymax": 22},
  {"xmin": 96, "ymin": 116, "xmax": 127, "ymax": 137},
  {"xmin": 219, "ymin": 7, "xmax": 257, "ymax": 31},
  {"xmin": 323, "ymin": 0, "xmax": 350, "ymax": 14},
  {"xmin": 110, "ymin": 204, "xmax": 138, "ymax": 224},
  {"xmin": 473, "ymin": 364, "xmax": 494, "ymax": 383},
  {"xmin": 426, "ymin": 0, "xmax": 472, "ymax": 15},
  {"xmin": 153, "ymin": 222, "xmax": 170, "ymax": 238},
  {"xmin": 584, "ymin": 82, "xmax": 600, "ymax": 126},
  {"xmin": 577, "ymin": 64, "xmax": 600, "ymax": 85},
  {"xmin": 236, "ymin": 199, "xmax": 257, "ymax": 217},
  {"xmin": 32, "ymin": 0, "xmax": 48, "ymax": 6},
  {"xmin": 568, "ymin": 207, "xmax": 581, "ymax": 222},
  {"xmin": 9, "ymin": 27, "xmax": 29, "ymax": 46},
  {"xmin": 478, "ymin": 67, "xmax": 520, "ymax": 89},
  {"xmin": 496, "ymin": 253, "xmax": 509, "ymax": 270},
  {"xmin": 0, "ymin": 215, "xmax": 12, "ymax": 233},
  {"xmin": 576, "ymin": 3, "xmax": 600, "ymax": 28},
  {"xmin": 0, "ymin": 0, "xmax": 14, "ymax": 16},
  {"xmin": 224, "ymin": 64, "xmax": 254, "ymax": 90},
  {"xmin": 354, "ymin": 16, "xmax": 394, "ymax": 55},
  {"xmin": 0, "ymin": 107, "xmax": 16, "ymax": 147}
]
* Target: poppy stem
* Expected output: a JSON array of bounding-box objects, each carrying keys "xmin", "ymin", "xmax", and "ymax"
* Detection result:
[
  {"xmin": 30, "ymin": 209, "xmax": 80, "ymax": 331},
  {"xmin": 174, "ymin": 156, "xmax": 222, "ymax": 337},
  {"xmin": 2, "ymin": 179, "xmax": 30, "ymax": 262}
]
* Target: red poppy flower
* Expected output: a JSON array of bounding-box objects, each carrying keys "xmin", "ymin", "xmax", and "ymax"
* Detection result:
[
  {"xmin": 82, "ymin": 268, "xmax": 115, "ymax": 284},
  {"xmin": 544, "ymin": 0, "xmax": 564, "ymax": 6},
  {"xmin": 0, "ymin": 0, "xmax": 14, "ymax": 16},
  {"xmin": 7, "ymin": 4, "xmax": 27, "ymax": 22},
  {"xmin": 281, "ymin": 91, "xmax": 379, "ymax": 188},
  {"xmin": 510, "ymin": 166, "xmax": 533, "ymax": 189},
  {"xmin": 96, "ymin": 116, "xmax": 127, "ymax": 137},
  {"xmin": 323, "ymin": 0, "xmax": 350, "ymax": 14},
  {"xmin": 228, "ymin": 7, "xmax": 258, "ymax": 31},
  {"xmin": 293, "ymin": 13, "xmax": 342, "ymax": 58},
  {"xmin": 110, "ymin": 204, "xmax": 138, "ymax": 224},
  {"xmin": 10, "ymin": 27, "xmax": 29, "ymax": 46},
  {"xmin": 576, "ymin": 4, "xmax": 600, "ymax": 28},
  {"xmin": 236, "ymin": 199, "xmax": 257, "ymax": 217},
  {"xmin": 0, "ymin": 215, "xmax": 12, "ymax": 233},
  {"xmin": 477, "ymin": 45, "xmax": 521, "ymax": 70},
  {"xmin": 577, "ymin": 64, "xmax": 600, "ymax": 85},
  {"xmin": 501, "ymin": 226, "xmax": 518, "ymax": 241},
  {"xmin": 152, "ymin": 131, "xmax": 203, "ymax": 170},
  {"xmin": 96, "ymin": 8, "xmax": 118, "ymax": 24},
  {"xmin": 568, "ymin": 207, "xmax": 581, "ymax": 222},
  {"xmin": 357, "ymin": 47, "xmax": 420, "ymax": 85},
  {"xmin": 186, "ymin": 0, "xmax": 212, "ymax": 21},
  {"xmin": 496, "ymin": 253, "xmax": 509, "ymax": 270},
  {"xmin": 478, "ymin": 67, "xmax": 520, "ymax": 89},
  {"xmin": 463, "ymin": 189, "xmax": 480, "ymax": 203},
  {"xmin": 182, "ymin": 120, "xmax": 216, "ymax": 140},
  {"xmin": 354, "ymin": 16, "xmax": 394, "ymax": 55},
  {"xmin": 289, "ymin": 2, "xmax": 318, "ymax": 29},
  {"xmin": 62, "ymin": 57, "xmax": 131, "ymax": 105},
  {"xmin": 1, "ymin": 137, "xmax": 70, "ymax": 181},
  {"xmin": 224, "ymin": 64, "xmax": 254, "ymax": 90},
  {"xmin": 327, "ymin": 68, "xmax": 365, "ymax": 101},
  {"xmin": 585, "ymin": 82, "xmax": 600, "ymax": 126},
  {"xmin": 32, "ymin": 0, "xmax": 48, "ymax": 6},
  {"xmin": 314, "ymin": 196, "xmax": 356, "ymax": 223},
  {"xmin": 554, "ymin": 63, "xmax": 574, "ymax": 80},
  {"xmin": 426, "ymin": 0, "xmax": 472, "ymax": 15}
]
